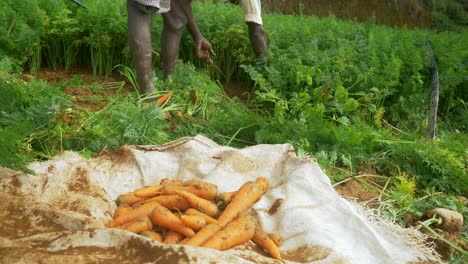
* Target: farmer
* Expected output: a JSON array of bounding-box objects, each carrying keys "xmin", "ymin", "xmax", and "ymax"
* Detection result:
[
  {"xmin": 229, "ymin": 0, "xmax": 267, "ymax": 58},
  {"xmin": 127, "ymin": 0, "xmax": 214, "ymax": 95},
  {"xmin": 161, "ymin": 0, "xmax": 215, "ymax": 77}
]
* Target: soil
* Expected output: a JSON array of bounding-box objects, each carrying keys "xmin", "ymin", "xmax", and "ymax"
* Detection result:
[
  {"xmin": 334, "ymin": 177, "xmax": 381, "ymax": 208},
  {"xmin": 30, "ymin": 67, "xmax": 253, "ymax": 112},
  {"xmin": 29, "ymin": 66, "xmax": 134, "ymax": 111}
]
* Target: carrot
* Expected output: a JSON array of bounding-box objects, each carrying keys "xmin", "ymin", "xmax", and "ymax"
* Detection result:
[
  {"xmin": 268, "ymin": 233, "xmax": 282, "ymax": 246},
  {"xmin": 174, "ymin": 189, "xmax": 220, "ymax": 218},
  {"xmin": 201, "ymin": 214, "xmax": 256, "ymax": 250},
  {"xmin": 150, "ymin": 203, "xmax": 195, "ymax": 238},
  {"xmin": 180, "ymin": 215, "xmax": 206, "ymax": 231},
  {"xmin": 140, "ymin": 230, "xmax": 163, "ymax": 242},
  {"xmin": 117, "ymin": 193, "xmax": 145, "ymax": 206},
  {"xmin": 114, "ymin": 204, "xmax": 132, "ymax": 219},
  {"xmin": 108, "ymin": 201, "xmax": 161, "ymax": 227},
  {"xmin": 156, "ymin": 91, "xmax": 173, "ymax": 107},
  {"xmin": 182, "ymin": 180, "xmax": 218, "ymax": 201},
  {"xmin": 183, "ymin": 224, "xmax": 221, "ymax": 246},
  {"xmin": 134, "ymin": 195, "xmax": 190, "ymax": 211},
  {"xmin": 176, "ymin": 111, "xmax": 184, "ymax": 118},
  {"xmin": 217, "ymin": 177, "xmax": 269, "ymax": 227},
  {"xmin": 163, "ymin": 230, "xmax": 185, "ymax": 244},
  {"xmin": 252, "ymin": 226, "xmax": 282, "ymax": 260},
  {"xmin": 134, "ymin": 184, "xmax": 163, "ymax": 198},
  {"xmin": 184, "ymin": 208, "xmax": 218, "ymax": 224},
  {"xmin": 118, "ymin": 216, "xmax": 153, "ymax": 234},
  {"xmin": 162, "ymin": 184, "xmax": 217, "ymax": 201},
  {"xmin": 159, "ymin": 178, "xmax": 183, "ymax": 186},
  {"xmin": 215, "ymin": 191, "xmax": 238, "ymax": 209}
]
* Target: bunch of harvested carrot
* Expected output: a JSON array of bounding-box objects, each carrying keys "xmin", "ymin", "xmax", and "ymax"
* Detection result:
[{"xmin": 107, "ymin": 177, "xmax": 281, "ymax": 260}]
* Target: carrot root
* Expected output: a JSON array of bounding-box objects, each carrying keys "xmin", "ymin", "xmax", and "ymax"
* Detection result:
[{"xmin": 202, "ymin": 214, "xmax": 256, "ymax": 250}]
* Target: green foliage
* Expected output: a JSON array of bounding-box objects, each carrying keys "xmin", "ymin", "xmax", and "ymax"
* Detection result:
[
  {"xmin": 0, "ymin": 0, "xmax": 44, "ymax": 68},
  {"xmin": 69, "ymin": 96, "xmax": 169, "ymax": 152},
  {"xmin": 377, "ymin": 133, "xmax": 468, "ymax": 195},
  {"xmin": 0, "ymin": 71, "xmax": 70, "ymax": 171}
]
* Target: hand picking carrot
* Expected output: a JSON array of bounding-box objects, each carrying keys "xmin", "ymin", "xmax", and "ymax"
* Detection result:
[
  {"xmin": 118, "ymin": 216, "xmax": 153, "ymax": 234},
  {"xmin": 134, "ymin": 184, "xmax": 163, "ymax": 198},
  {"xmin": 202, "ymin": 214, "xmax": 256, "ymax": 250},
  {"xmin": 114, "ymin": 204, "xmax": 132, "ymax": 219},
  {"xmin": 156, "ymin": 91, "xmax": 173, "ymax": 107},
  {"xmin": 215, "ymin": 191, "xmax": 238, "ymax": 209},
  {"xmin": 180, "ymin": 215, "xmax": 206, "ymax": 231},
  {"xmin": 117, "ymin": 193, "xmax": 145, "ymax": 206},
  {"xmin": 252, "ymin": 226, "xmax": 282, "ymax": 260},
  {"xmin": 150, "ymin": 203, "xmax": 195, "ymax": 238},
  {"xmin": 174, "ymin": 189, "xmax": 220, "ymax": 218},
  {"xmin": 268, "ymin": 233, "xmax": 282, "ymax": 246},
  {"xmin": 217, "ymin": 177, "xmax": 269, "ymax": 227},
  {"xmin": 140, "ymin": 230, "xmax": 163, "ymax": 242},
  {"xmin": 184, "ymin": 208, "xmax": 218, "ymax": 224},
  {"xmin": 108, "ymin": 201, "xmax": 161, "ymax": 227},
  {"xmin": 163, "ymin": 230, "xmax": 185, "ymax": 244},
  {"xmin": 183, "ymin": 223, "xmax": 221, "ymax": 246},
  {"xmin": 134, "ymin": 195, "xmax": 190, "ymax": 211}
]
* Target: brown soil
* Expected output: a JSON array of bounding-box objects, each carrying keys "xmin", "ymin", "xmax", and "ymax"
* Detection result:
[
  {"xmin": 222, "ymin": 80, "xmax": 252, "ymax": 103},
  {"xmin": 31, "ymin": 67, "xmax": 252, "ymax": 111},
  {"xmin": 29, "ymin": 66, "xmax": 133, "ymax": 111},
  {"xmin": 334, "ymin": 177, "xmax": 381, "ymax": 208}
]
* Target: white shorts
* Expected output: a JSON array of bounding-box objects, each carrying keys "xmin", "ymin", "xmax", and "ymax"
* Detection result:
[
  {"xmin": 133, "ymin": 0, "xmax": 170, "ymax": 14},
  {"xmin": 240, "ymin": 0, "xmax": 262, "ymax": 25}
]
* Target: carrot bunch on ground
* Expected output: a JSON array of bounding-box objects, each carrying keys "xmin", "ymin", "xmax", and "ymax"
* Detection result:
[{"xmin": 107, "ymin": 177, "xmax": 282, "ymax": 260}]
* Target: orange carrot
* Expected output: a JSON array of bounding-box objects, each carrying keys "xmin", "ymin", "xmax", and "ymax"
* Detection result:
[
  {"xmin": 183, "ymin": 224, "xmax": 221, "ymax": 246},
  {"xmin": 217, "ymin": 177, "xmax": 269, "ymax": 227},
  {"xmin": 184, "ymin": 208, "xmax": 218, "ymax": 225},
  {"xmin": 252, "ymin": 226, "xmax": 282, "ymax": 260},
  {"xmin": 174, "ymin": 189, "xmax": 220, "ymax": 218},
  {"xmin": 160, "ymin": 178, "xmax": 182, "ymax": 186},
  {"xmin": 180, "ymin": 215, "xmax": 206, "ymax": 231},
  {"xmin": 134, "ymin": 185, "xmax": 163, "ymax": 198},
  {"xmin": 134, "ymin": 195, "xmax": 190, "ymax": 211},
  {"xmin": 215, "ymin": 191, "xmax": 238, "ymax": 209},
  {"xmin": 162, "ymin": 184, "xmax": 217, "ymax": 201},
  {"xmin": 114, "ymin": 204, "xmax": 132, "ymax": 219},
  {"xmin": 268, "ymin": 233, "xmax": 282, "ymax": 246},
  {"xmin": 156, "ymin": 91, "xmax": 173, "ymax": 107},
  {"xmin": 176, "ymin": 111, "xmax": 184, "ymax": 118},
  {"xmin": 140, "ymin": 231, "xmax": 163, "ymax": 242},
  {"xmin": 108, "ymin": 201, "xmax": 161, "ymax": 227},
  {"xmin": 163, "ymin": 230, "xmax": 185, "ymax": 244},
  {"xmin": 118, "ymin": 216, "xmax": 153, "ymax": 234},
  {"xmin": 150, "ymin": 203, "xmax": 195, "ymax": 238},
  {"xmin": 182, "ymin": 180, "xmax": 218, "ymax": 201},
  {"xmin": 117, "ymin": 193, "xmax": 145, "ymax": 206},
  {"xmin": 201, "ymin": 214, "xmax": 256, "ymax": 250}
]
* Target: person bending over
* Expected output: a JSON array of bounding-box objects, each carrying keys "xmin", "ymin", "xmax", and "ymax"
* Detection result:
[{"xmin": 127, "ymin": 0, "xmax": 214, "ymax": 95}]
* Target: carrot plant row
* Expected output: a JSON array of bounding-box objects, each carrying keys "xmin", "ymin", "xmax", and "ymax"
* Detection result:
[{"xmin": 108, "ymin": 177, "xmax": 281, "ymax": 260}]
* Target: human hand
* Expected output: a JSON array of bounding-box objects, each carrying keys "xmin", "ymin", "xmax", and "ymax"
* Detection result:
[{"xmin": 195, "ymin": 37, "xmax": 216, "ymax": 64}]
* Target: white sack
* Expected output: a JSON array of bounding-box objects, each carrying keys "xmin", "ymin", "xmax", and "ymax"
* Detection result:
[{"xmin": 0, "ymin": 135, "xmax": 439, "ymax": 263}]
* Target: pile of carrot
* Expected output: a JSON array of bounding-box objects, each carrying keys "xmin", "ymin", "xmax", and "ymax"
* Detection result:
[{"xmin": 107, "ymin": 177, "xmax": 281, "ymax": 260}]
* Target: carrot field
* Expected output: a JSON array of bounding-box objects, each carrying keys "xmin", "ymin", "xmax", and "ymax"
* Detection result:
[{"xmin": 0, "ymin": 0, "xmax": 467, "ymax": 261}]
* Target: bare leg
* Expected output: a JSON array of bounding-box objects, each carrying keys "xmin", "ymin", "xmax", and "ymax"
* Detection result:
[
  {"xmin": 127, "ymin": 0, "xmax": 155, "ymax": 95},
  {"xmin": 161, "ymin": 0, "xmax": 188, "ymax": 78},
  {"xmin": 247, "ymin": 22, "xmax": 267, "ymax": 58}
]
